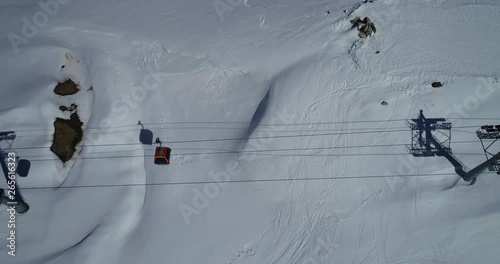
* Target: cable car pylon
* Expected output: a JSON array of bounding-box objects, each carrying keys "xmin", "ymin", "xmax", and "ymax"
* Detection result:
[
  {"xmin": 462, "ymin": 125, "xmax": 500, "ymax": 182},
  {"xmin": 407, "ymin": 110, "xmax": 500, "ymax": 185}
]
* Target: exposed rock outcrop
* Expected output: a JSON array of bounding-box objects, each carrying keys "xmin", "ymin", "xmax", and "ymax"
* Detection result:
[
  {"xmin": 350, "ymin": 16, "xmax": 376, "ymax": 38},
  {"xmin": 54, "ymin": 79, "xmax": 79, "ymax": 96},
  {"xmin": 50, "ymin": 113, "xmax": 83, "ymax": 163}
]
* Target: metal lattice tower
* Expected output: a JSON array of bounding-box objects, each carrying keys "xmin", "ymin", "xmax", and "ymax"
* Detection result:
[
  {"xmin": 0, "ymin": 131, "xmax": 16, "ymax": 154},
  {"xmin": 477, "ymin": 125, "xmax": 500, "ymax": 172}
]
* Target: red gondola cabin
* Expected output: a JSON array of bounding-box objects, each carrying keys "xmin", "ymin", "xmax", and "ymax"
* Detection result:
[{"xmin": 154, "ymin": 147, "xmax": 171, "ymax": 165}]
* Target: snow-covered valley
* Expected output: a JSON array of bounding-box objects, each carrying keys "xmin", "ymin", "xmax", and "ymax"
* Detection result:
[{"xmin": 1, "ymin": 0, "xmax": 500, "ymax": 263}]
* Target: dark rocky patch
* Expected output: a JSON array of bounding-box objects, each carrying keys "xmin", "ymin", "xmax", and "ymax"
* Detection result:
[
  {"xmin": 59, "ymin": 103, "xmax": 77, "ymax": 112},
  {"xmin": 50, "ymin": 113, "xmax": 83, "ymax": 163},
  {"xmin": 431, "ymin": 82, "xmax": 443, "ymax": 88},
  {"xmin": 54, "ymin": 79, "xmax": 79, "ymax": 96}
]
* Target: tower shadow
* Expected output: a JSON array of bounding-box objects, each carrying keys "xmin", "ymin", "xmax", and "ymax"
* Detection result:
[{"xmin": 407, "ymin": 110, "xmax": 467, "ymax": 178}]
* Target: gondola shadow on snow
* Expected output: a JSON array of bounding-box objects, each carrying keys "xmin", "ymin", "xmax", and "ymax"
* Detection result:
[{"xmin": 138, "ymin": 121, "xmax": 153, "ymax": 145}]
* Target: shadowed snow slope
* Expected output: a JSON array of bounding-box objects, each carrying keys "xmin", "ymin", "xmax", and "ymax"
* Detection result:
[{"xmin": 0, "ymin": 0, "xmax": 500, "ymax": 263}]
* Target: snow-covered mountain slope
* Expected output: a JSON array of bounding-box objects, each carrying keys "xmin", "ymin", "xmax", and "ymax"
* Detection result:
[{"xmin": 1, "ymin": 0, "xmax": 500, "ymax": 263}]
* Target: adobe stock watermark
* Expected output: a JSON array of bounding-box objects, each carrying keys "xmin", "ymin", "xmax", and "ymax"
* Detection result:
[
  {"xmin": 83, "ymin": 64, "xmax": 165, "ymax": 153},
  {"xmin": 213, "ymin": 0, "xmax": 247, "ymax": 21},
  {"xmin": 368, "ymin": 0, "xmax": 402, "ymax": 26},
  {"xmin": 178, "ymin": 160, "xmax": 241, "ymax": 224},
  {"xmin": 7, "ymin": 0, "xmax": 72, "ymax": 54},
  {"xmin": 442, "ymin": 78, "xmax": 498, "ymax": 128},
  {"xmin": 178, "ymin": 106, "xmax": 295, "ymax": 224}
]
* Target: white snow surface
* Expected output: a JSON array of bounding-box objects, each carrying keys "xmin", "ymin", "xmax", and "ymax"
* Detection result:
[{"xmin": 0, "ymin": 0, "xmax": 500, "ymax": 263}]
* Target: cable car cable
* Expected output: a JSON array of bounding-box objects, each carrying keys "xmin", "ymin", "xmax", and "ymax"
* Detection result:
[
  {"xmin": 10, "ymin": 128, "xmax": 476, "ymax": 150},
  {"xmin": 12, "ymin": 139, "xmax": 482, "ymax": 159},
  {"xmin": 25, "ymin": 152, "xmax": 485, "ymax": 162},
  {"xmin": 20, "ymin": 171, "xmax": 499, "ymax": 190},
  {"xmin": 9, "ymin": 117, "xmax": 500, "ymax": 133}
]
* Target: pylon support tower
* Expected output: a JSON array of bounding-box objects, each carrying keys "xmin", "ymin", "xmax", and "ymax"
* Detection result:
[{"xmin": 476, "ymin": 126, "xmax": 500, "ymax": 172}]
